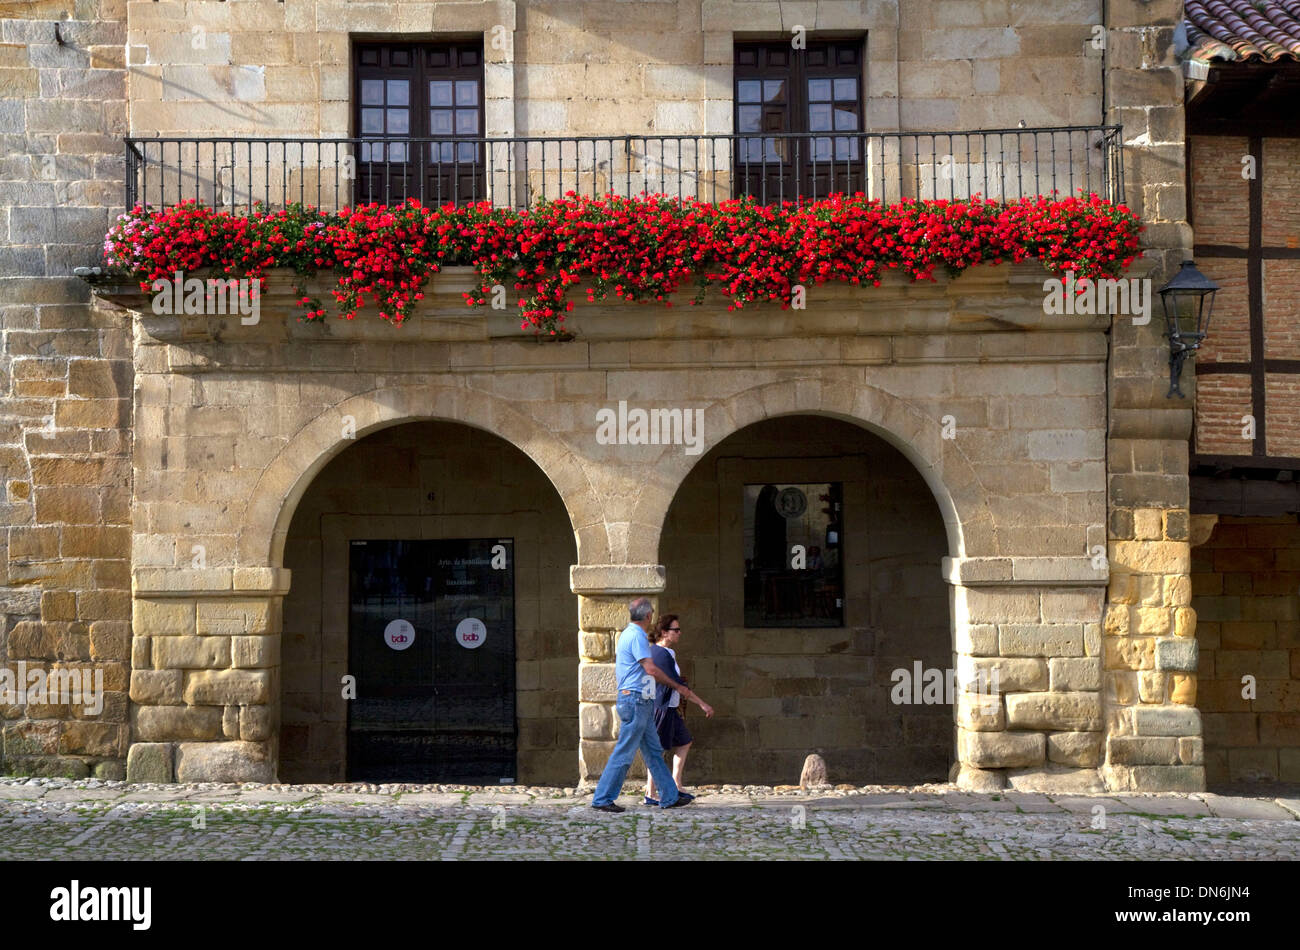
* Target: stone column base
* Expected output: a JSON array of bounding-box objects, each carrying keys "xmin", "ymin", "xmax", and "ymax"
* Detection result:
[{"xmin": 571, "ymin": 564, "xmax": 665, "ymax": 785}]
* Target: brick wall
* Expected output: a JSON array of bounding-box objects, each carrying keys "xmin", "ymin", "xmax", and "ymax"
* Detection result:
[
  {"xmin": 1191, "ymin": 515, "xmax": 1300, "ymax": 784},
  {"xmin": 1191, "ymin": 134, "xmax": 1300, "ymax": 460},
  {"xmin": 0, "ymin": 4, "xmax": 133, "ymax": 778}
]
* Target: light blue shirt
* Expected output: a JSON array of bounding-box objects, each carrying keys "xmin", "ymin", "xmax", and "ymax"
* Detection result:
[{"xmin": 614, "ymin": 622, "xmax": 654, "ymax": 698}]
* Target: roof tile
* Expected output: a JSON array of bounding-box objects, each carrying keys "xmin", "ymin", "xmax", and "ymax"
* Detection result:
[{"xmin": 1185, "ymin": 0, "xmax": 1300, "ymax": 63}]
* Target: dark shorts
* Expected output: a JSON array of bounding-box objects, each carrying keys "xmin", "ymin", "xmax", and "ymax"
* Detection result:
[{"xmin": 653, "ymin": 706, "xmax": 692, "ymax": 750}]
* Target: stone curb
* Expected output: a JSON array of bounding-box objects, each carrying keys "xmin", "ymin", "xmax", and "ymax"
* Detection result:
[{"xmin": 2, "ymin": 777, "xmax": 1297, "ymax": 819}]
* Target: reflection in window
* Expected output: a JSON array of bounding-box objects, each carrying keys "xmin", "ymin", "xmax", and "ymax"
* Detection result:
[{"xmin": 743, "ymin": 483, "xmax": 843, "ymax": 627}]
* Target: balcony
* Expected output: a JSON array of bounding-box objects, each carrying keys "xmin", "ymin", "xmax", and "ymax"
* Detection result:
[{"xmin": 124, "ymin": 125, "xmax": 1124, "ymax": 212}]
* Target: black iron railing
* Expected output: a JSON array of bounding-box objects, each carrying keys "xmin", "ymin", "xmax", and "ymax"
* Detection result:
[{"xmin": 124, "ymin": 125, "xmax": 1124, "ymax": 212}]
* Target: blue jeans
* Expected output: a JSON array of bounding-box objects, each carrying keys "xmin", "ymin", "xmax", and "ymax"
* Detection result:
[{"xmin": 591, "ymin": 695, "xmax": 679, "ymax": 807}]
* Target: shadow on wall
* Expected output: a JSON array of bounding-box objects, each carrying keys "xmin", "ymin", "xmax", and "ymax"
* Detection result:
[
  {"xmin": 658, "ymin": 415, "xmax": 952, "ymax": 787},
  {"xmin": 1191, "ymin": 514, "xmax": 1300, "ymax": 786}
]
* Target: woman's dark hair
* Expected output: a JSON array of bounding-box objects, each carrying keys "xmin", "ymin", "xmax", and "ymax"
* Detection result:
[{"xmin": 650, "ymin": 613, "xmax": 679, "ymax": 644}]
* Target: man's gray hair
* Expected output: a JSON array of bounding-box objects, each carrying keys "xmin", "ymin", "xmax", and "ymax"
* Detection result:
[{"xmin": 629, "ymin": 597, "xmax": 653, "ymax": 622}]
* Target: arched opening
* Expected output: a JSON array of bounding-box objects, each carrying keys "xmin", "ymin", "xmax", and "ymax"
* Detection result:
[
  {"xmin": 658, "ymin": 415, "xmax": 952, "ymax": 785},
  {"xmin": 277, "ymin": 420, "xmax": 578, "ymax": 784}
]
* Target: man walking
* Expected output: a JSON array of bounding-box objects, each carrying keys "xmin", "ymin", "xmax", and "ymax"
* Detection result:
[{"xmin": 591, "ymin": 597, "xmax": 714, "ymax": 813}]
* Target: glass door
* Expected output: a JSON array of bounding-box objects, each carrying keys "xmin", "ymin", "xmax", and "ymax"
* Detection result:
[{"xmin": 347, "ymin": 538, "xmax": 515, "ymax": 782}]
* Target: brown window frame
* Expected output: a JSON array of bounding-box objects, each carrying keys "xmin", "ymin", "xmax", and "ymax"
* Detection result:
[
  {"xmin": 733, "ymin": 38, "xmax": 866, "ymax": 202},
  {"xmin": 352, "ymin": 40, "xmax": 486, "ymax": 206}
]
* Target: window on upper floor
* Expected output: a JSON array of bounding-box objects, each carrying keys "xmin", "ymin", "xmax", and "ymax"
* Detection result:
[
  {"xmin": 734, "ymin": 39, "xmax": 865, "ymax": 202},
  {"xmin": 353, "ymin": 41, "xmax": 485, "ymax": 205}
]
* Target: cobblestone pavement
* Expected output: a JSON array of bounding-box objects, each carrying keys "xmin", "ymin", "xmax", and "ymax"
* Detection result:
[{"xmin": 1, "ymin": 777, "xmax": 1297, "ymax": 860}]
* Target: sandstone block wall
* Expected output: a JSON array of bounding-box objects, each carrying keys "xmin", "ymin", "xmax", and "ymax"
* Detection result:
[
  {"xmin": 0, "ymin": 0, "xmax": 1197, "ymax": 788},
  {"xmin": 0, "ymin": 2, "xmax": 133, "ymax": 778},
  {"xmin": 124, "ymin": 0, "xmax": 1113, "ymax": 208},
  {"xmin": 1100, "ymin": 0, "xmax": 1201, "ymax": 792},
  {"xmin": 1191, "ymin": 515, "xmax": 1300, "ymax": 785},
  {"xmin": 123, "ymin": 264, "xmax": 1113, "ymax": 788}
]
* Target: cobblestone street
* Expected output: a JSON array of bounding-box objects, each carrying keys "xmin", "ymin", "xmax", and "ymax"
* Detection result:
[{"xmin": 2, "ymin": 778, "xmax": 1297, "ymax": 860}]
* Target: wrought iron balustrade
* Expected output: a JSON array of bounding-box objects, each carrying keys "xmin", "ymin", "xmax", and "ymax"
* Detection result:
[{"xmin": 124, "ymin": 125, "xmax": 1124, "ymax": 213}]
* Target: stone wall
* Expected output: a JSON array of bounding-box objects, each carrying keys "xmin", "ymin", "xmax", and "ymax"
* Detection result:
[
  {"xmin": 123, "ymin": 0, "xmax": 1111, "ymax": 207},
  {"xmin": 125, "ymin": 0, "xmax": 1105, "ymax": 138},
  {"xmin": 0, "ymin": 0, "xmax": 1200, "ymax": 788},
  {"xmin": 1191, "ymin": 514, "xmax": 1300, "ymax": 785},
  {"xmin": 658, "ymin": 415, "xmax": 951, "ymax": 786},
  {"xmin": 279, "ymin": 421, "xmax": 578, "ymax": 784},
  {"xmin": 0, "ymin": 2, "xmax": 132, "ymax": 778},
  {"xmin": 1099, "ymin": 0, "xmax": 1202, "ymax": 792},
  {"xmin": 118, "ymin": 263, "xmax": 1113, "ymax": 787}
]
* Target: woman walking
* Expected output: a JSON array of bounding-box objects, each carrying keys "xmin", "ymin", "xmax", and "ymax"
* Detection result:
[{"xmin": 645, "ymin": 614, "xmax": 712, "ymax": 806}]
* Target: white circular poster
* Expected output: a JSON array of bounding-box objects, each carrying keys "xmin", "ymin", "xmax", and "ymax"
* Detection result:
[
  {"xmin": 455, "ymin": 617, "xmax": 487, "ymax": 649},
  {"xmin": 384, "ymin": 619, "xmax": 415, "ymax": 651}
]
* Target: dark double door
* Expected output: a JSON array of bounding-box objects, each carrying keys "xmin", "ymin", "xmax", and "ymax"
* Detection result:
[
  {"xmin": 348, "ymin": 538, "xmax": 515, "ymax": 783},
  {"xmin": 734, "ymin": 40, "xmax": 866, "ymax": 203},
  {"xmin": 353, "ymin": 42, "xmax": 486, "ymax": 206}
]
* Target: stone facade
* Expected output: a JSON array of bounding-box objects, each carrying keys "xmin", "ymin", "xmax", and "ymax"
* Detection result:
[
  {"xmin": 0, "ymin": 0, "xmax": 131, "ymax": 779},
  {"xmin": 120, "ymin": 264, "xmax": 1114, "ymax": 788},
  {"xmin": 0, "ymin": 0, "xmax": 1217, "ymax": 792},
  {"xmin": 1191, "ymin": 514, "xmax": 1300, "ymax": 785}
]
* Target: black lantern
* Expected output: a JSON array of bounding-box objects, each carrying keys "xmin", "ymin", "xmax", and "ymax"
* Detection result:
[{"xmin": 1158, "ymin": 260, "xmax": 1219, "ymax": 399}]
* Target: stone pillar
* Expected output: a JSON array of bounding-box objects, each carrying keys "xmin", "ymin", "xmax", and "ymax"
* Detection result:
[
  {"xmin": 125, "ymin": 567, "xmax": 289, "ymax": 783},
  {"xmin": 571, "ymin": 564, "xmax": 665, "ymax": 786},
  {"xmin": 1096, "ymin": 0, "xmax": 1204, "ymax": 793},
  {"xmin": 946, "ymin": 557, "xmax": 1108, "ymax": 793}
]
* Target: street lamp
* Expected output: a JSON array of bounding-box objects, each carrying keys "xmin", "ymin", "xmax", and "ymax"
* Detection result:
[{"xmin": 1159, "ymin": 259, "xmax": 1219, "ymax": 399}]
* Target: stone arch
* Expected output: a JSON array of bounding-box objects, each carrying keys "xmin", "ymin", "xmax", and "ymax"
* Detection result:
[
  {"xmin": 236, "ymin": 383, "xmax": 608, "ymax": 570},
  {"xmin": 639, "ymin": 377, "xmax": 990, "ymax": 563}
]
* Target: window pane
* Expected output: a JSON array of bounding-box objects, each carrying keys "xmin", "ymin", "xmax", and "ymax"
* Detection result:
[
  {"xmin": 743, "ymin": 483, "xmax": 843, "ymax": 628},
  {"xmin": 457, "ymin": 142, "xmax": 478, "ymax": 163},
  {"xmin": 763, "ymin": 79, "xmax": 785, "ymax": 103},
  {"xmin": 387, "ymin": 80, "xmax": 409, "ymax": 106},
  {"xmin": 430, "ymin": 109, "xmax": 453, "ymax": 134},
  {"xmin": 833, "ymin": 107, "xmax": 857, "ymax": 131},
  {"xmin": 455, "ymin": 109, "xmax": 478, "ymax": 134},
  {"xmin": 455, "ymin": 80, "xmax": 478, "ymax": 106},
  {"xmin": 812, "ymin": 136, "xmax": 832, "ymax": 162},
  {"xmin": 834, "ymin": 137, "xmax": 859, "ymax": 161},
  {"xmin": 429, "ymin": 81, "xmax": 453, "ymax": 106},
  {"xmin": 361, "ymin": 80, "xmax": 384, "ymax": 105},
  {"xmin": 737, "ymin": 79, "xmax": 761, "ymax": 103},
  {"xmin": 833, "ymin": 77, "xmax": 857, "ymax": 101},
  {"xmin": 386, "ymin": 109, "xmax": 409, "ymax": 134},
  {"xmin": 361, "ymin": 108, "xmax": 384, "ymax": 133},
  {"xmin": 388, "ymin": 142, "xmax": 407, "ymax": 163},
  {"xmin": 360, "ymin": 141, "xmax": 377, "ymax": 162},
  {"xmin": 809, "ymin": 103, "xmax": 832, "ymax": 132},
  {"xmin": 808, "ymin": 78, "xmax": 832, "ymax": 101},
  {"xmin": 737, "ymin": 105, "xmax": 761, "ymax": 133}
]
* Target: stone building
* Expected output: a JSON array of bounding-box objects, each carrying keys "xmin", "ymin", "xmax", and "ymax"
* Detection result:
[{"xmin": 1, "ymin": 0, "xmax": 1263, "ymax": 794}]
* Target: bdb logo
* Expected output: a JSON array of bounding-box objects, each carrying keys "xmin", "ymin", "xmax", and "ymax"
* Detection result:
[
  {"xmin": 456, "ymin": 618, "xmax": 487, "ymax": 649},
  {"xmin": 384, "ymin": 619, "xmax": 415, "ymax": 651}
]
